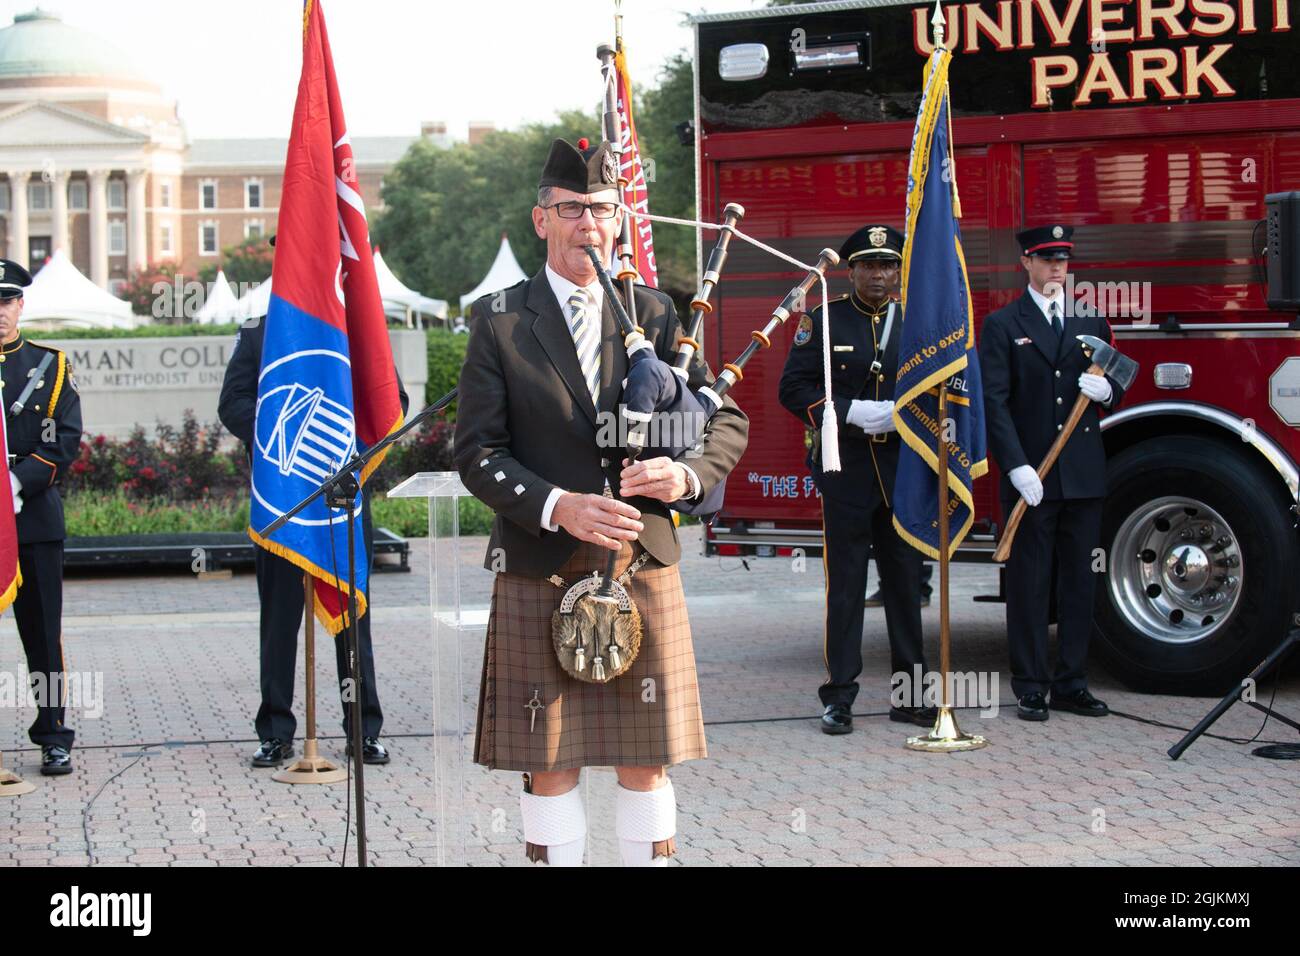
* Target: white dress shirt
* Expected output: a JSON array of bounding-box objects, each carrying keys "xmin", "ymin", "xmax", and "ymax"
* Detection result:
[
  {"xmin": 538, "ymin": 263, "xmax": 701, "ymax": 533},
  {"xmin": 1026, "ymin": 284, "xmax": 1065, "ymax": 327}
]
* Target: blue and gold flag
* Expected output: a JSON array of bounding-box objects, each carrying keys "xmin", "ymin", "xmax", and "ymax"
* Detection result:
[{"xmin": 891, "ymin": 46, "xmax": 987, "ymax": 559}]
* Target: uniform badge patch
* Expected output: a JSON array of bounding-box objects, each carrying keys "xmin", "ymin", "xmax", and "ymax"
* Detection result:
[
  {"xmin": 793, "ymin": 313, "xmax": 813, "ymax": 347},
  {"xmin": 868, "ymin": 226, "xmax": 887, "ymax": 247}
]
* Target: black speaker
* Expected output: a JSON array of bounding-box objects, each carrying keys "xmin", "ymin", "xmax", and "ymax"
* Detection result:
[{"xmin": 1265, "ymin": 191, "xmax": 1300, "ymax": 310}]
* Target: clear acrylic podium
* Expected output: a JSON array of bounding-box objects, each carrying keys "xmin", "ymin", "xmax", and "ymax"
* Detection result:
[
  {"xmin": 388, "ymin": 471, "xmax": 480, "ymax": 866},
  {"xmin": 388, "ymin": 470, "xmax": 621, "ymax": 867}
]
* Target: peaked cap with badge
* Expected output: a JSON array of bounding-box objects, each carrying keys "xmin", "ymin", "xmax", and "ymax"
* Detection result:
[{"xmin": 1016, "ymin": 224, "xmax": 1074, "ymax": 259}]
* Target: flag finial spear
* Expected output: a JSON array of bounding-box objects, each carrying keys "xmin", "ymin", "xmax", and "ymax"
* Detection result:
[{"xmin": 931, "ymin": 0, "xmax": 945, "ymax": 49}]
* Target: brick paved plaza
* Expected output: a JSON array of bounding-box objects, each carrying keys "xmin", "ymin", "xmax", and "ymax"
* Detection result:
[{"xmin": 2, "ymin": 527, "xmax": 1296, "ymax": 867}]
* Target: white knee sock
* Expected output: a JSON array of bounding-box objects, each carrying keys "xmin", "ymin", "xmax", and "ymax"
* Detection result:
[
  {"xmin": 520, "ymin": 784, "xmax": 586, "ymax": 866},
  {"xmin": 615, "ymin": 779, "xmax": 677, "ymax": 867}
]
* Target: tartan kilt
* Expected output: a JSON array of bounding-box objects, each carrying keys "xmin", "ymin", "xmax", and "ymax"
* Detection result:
[{"xmin": 474, "ymin": 540, "xmax": 707, "ymax": 773}]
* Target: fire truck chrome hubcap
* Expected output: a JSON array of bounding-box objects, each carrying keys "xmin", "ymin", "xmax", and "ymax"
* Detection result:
[{"xmin": 1110, "ymin": 496, "xmax": 1242, "ymax": 644}]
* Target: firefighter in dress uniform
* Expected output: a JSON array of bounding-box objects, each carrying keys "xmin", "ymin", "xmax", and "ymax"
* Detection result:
[
  {"xmin": 979, "ymin": 225, "xmax": 1126, "ymax": 721},
  {"xmin": 0, "ymin": 258, "xmax": 82, "ymax": 775},
  {"xmin": 779, "ymin": 226, "xmax": 934, "ymax": 735}
]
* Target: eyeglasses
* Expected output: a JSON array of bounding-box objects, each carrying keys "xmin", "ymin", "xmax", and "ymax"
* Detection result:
[{"xmin": 543, "ymin": 201, "xmax": 619, "ymax": 220}]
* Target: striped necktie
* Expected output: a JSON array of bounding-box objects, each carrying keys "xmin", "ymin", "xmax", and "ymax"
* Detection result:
[{"xmin": 566, "ymin": 288, "xmax": 601, "ymax": 405}]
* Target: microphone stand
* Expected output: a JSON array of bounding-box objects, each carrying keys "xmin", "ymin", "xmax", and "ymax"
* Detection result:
[{"xmin": 257, "ymin": 385, "xmax": 458, "ymax": 867}]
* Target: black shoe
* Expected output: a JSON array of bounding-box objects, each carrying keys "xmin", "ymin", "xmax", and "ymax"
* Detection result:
[
  {"xmin": 890, "ymin": 705, "xmax": 939, "ymax": 726},
  {"xmin": 251, "ymin": 739, "xmax": 294, "ymax": 767},
  {"xmin": 920, "ymin": 592, "xmax": 932, "ymax": 608},
  {"xmin": 864, "ymin": 589, "xmax": 884, "ymax": 608},
  {"xmin": 1051, "ymin": 688, "xmax": 1109, "ymax": 717},
  {"xmin": 1017, "ymin": 693, "xmax": 1049, "ymax": 721},
  {"xmin": 40, "ymin": 745, "xmax": 73, "ymax": 776},
  {"xmin": 820, "ymin": 704, "xmax": 853, "ymax": 735},
  {"xmin": 345, "ymin": 736, "xmax": 391, "ymax": 765}
]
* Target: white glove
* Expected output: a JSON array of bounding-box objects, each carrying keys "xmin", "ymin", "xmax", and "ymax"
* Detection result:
[
  {"xmin": 862, "ymin": 400, "xmax": 896, "ymax": 435},
  {"xmin": 1008, "ymin": 464, "xmax": 1042, "ymax": 507},
  {"xmin": 9, "ymin": 471, "xmax": 22, "ymax": 516},
  {"xmin": 846, "ymin": 399, "xmax": 872, "ymax": 430},
  {"xmin": 1078, "ymin": 372, "xmax": 1112, "ymax": 404}
]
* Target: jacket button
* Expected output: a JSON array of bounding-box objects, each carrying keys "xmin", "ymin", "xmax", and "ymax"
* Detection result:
[
  {"xmin": 1055, "ymin": 370, "xmax": 1061, "ymax": 378},
  {"xmin": 1084, "ymin": 426, "xmax": 1090, "ymax": 432},
  {"xmin": 1056, "ymin": 397, "xmax": 1063, "ymax": 405},
  {"xmin": 1057, "ymin": 424, "xmax": 1063, "ymax": 431}
]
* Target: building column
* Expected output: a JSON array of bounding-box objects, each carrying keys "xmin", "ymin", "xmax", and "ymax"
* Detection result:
[
  {"xmin": 126, "ymin": 168, "xmax": 147, "ymax": 273},
  {"xmin": 87, "ymin": 168, "xmax": 109, "ymax": 289},
  {"xmin": 6, "ymin": 170, "xmax": 29, "ymax": 266},
  {"xmin": 51, "ymin": 168, "xmax": 70, "ymax": 257}
]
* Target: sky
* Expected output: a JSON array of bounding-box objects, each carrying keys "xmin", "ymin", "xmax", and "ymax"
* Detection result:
[{"xmin": 0, "ymin": 0, "xmax": 763, "ymax": 139}]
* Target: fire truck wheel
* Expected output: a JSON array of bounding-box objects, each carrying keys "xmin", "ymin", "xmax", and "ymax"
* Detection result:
[{"xmin": 1093, "ymin": 435, "xmax": 1299, "ymax": 696}]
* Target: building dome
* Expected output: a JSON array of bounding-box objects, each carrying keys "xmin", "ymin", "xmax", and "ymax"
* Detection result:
[{"xmin": 0, "ymin": 8, "xmax": 153, "ymax": 87}]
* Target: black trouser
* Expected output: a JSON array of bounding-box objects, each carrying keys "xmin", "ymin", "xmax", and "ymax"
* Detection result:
[
  {"xmin": 1002, "ymin": 496, "xmax": 1103, "ymax": 698},
  {"xmin": 253, "ymin": 540, "xmax": 383, "ymax": 744},
  {"xmin": 820, "ymin": 495, "xmax": 926, "ymax": 708},
  {"xmin": 870, "ymin": 560, "xmax": 932, "ymax": 596},
  {"xmin": 14, "ymin": 540, "xmax": 74, "ymax": 750}
]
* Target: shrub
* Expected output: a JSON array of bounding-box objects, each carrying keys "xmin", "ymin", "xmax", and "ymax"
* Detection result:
[{"xmin": 426, "ymin": 327, "xmax": 467, "ymax": 413}]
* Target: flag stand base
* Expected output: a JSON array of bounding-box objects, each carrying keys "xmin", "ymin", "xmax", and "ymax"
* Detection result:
[
  {"xmin": 274, "ymin": 738, "xmax": 347, "ymax": 784},
  {"xmin": 906, "ymin": 706, "xmax": 987, "ymax": 752},
  {"xmin": 0, "ymin": 752, "xmax": 36, "ymax": 797}
]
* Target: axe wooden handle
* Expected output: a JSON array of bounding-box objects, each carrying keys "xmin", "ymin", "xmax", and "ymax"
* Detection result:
[{"xmin": 992, "ymin": 362, "xmax": 1103, "ymax": 563}]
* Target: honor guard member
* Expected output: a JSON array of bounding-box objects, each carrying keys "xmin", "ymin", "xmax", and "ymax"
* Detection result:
[
  {"xmin": 979, "ymin": 225, "xmax": 1126, "ymax": 721},
  {"xmin": 0, "ymin": 259, "xmax": 82, "ymax": 775},
  {"xmin": 218, "ymin": 297, "xmax": 408, "ymax": 768},
  {"xmin": 779, "ymin": 225, "xmax": 933, "ymax": 735}
]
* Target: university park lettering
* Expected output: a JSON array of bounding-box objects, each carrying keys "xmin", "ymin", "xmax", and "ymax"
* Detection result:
[{"xmin": 912, "ymin": 0, "xmax": 1293, "ymax": 108}]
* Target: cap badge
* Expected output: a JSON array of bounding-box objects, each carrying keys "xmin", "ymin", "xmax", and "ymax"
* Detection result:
[
  {"xmin": 1052, "ymin": 226, "xmax": 1064, "ymax": 239},
  {"xmin": 602, "ymin": 151, "xmax": 617, "ymax": 186},
  {"xmin": 868, "ymin": 227, "xmax": 887, "ymax": 248}
]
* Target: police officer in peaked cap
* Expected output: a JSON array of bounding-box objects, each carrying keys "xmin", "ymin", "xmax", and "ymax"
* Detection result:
[
  {"xmin": 779, "ymin": 225, "xmax": 932, "ymax": 735},
  {"xmin": 0, "ymin": 258, "xmax": 83, "ymax": 775}
]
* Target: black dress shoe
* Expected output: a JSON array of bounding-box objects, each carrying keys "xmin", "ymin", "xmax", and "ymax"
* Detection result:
[
  {"xmin": 820, "ymin": 704, "xmax": 853, "ymax": 735},
  {"xmin": 890, "ymin": 705, "xmax": 939, "ymax": 726},
  {"xmin": 920, "ymin": 592, "xmax": 932, "ymax": 608},
  {"xmin": 1051, "ymin": 688, "xmax": 1109, "ymax": 716},
  {"xmin": 1017, "ymin": 693, "xmax": 1049, "ymax": 721},
  {"xmin": 345, "ymin": 736, "xmax": 391, "ymax": 764},
  {"xmin": 40, "ymin": 745, "xmax": 73, "ymax": 776},
  {"xmin": 251, "ymin": 739, "xmax": 294, "ymax": 767}
]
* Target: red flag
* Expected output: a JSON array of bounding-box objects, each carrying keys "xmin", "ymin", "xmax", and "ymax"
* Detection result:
[
  {"xmin": 248, "ymin": 0, "xmax": 402, "ymax": 633},
  {"xmin": 0, "ymin": 408, "xmax": 20, "ymax": 615},
  {"xmin": 614, "ymin": 41, "xmax": 658, "ymax": 288}
]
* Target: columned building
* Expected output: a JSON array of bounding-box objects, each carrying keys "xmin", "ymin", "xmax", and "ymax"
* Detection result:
[{"xmin": 0, "ymin": 9, "xmax": 454, "ymax": 294}]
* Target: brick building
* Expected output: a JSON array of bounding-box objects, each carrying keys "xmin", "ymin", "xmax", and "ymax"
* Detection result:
[{"xmin": 0, "ymin": 9, "xmax": 458, "ymax": 294}]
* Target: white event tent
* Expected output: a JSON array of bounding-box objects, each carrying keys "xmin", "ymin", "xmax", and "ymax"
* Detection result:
[
  {"xmin": 460, "ymin": 234, "xmax": 527, "ymax": 310},
  {"xmin": 373, "ymin": 249, "xmax": 447, "ymax": 327},
  {"xmin": 194, "ymin": 270, "xmax": 241, "ymax": 325},
  {"xmin": 18, "ymin": 250, "xmax": 134, "ymax": 330}
]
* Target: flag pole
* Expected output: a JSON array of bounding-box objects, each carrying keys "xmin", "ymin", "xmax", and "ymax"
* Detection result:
[
  {"xmin": 0, "ymin": 750, "xmax": 36, "ymax": 797},
  {"xmin": 274, "ymin": 575, "xmax": 347, "ymax": 784},
  {"xmin": 906, "ymin": 0, "xmax": 986, "ymax": 753}
]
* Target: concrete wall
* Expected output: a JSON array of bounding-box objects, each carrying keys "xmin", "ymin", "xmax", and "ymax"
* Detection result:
[{"xmin": 41, "ymin": 329, "xmax": 429, "ymax": 440}]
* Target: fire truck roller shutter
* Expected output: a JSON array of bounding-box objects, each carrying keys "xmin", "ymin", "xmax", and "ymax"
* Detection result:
[{"xmin": 1092, "ymin": 429, "xmax": 1299, "ymax": 696}]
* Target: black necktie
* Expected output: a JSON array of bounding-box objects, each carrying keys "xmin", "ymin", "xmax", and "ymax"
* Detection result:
[{"xmin": 1049, "ymin": 300, "xmax": 1063, "ymax": 338}]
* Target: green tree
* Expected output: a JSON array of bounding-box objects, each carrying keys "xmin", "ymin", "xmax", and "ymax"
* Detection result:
[
  {"xmin": 120, "ymin": 261, "xmax": 182, "ymax": 320},
  {"xmin": 633, "ymin": 51, "xmax": 697, "ymax": 299},
  {"xmin": 373, "ymin": 110, "xmax": 598, "ymax": 309}
]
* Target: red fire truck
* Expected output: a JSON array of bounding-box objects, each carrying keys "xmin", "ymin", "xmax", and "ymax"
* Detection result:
[{"xmin": 688, "ymin": 0, "xmax": 1299, "ymax": 694}]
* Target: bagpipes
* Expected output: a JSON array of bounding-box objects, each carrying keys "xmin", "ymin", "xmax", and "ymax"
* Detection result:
[{"xmin": 550, "ymin": 42, "xmax": 844, "ymax": 686}]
